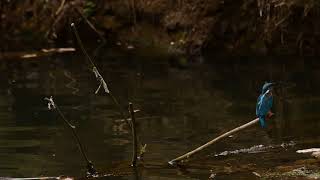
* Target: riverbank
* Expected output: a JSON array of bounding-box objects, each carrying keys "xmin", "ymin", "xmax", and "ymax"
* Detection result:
[{"xmin": 2, "ymin": 0, "xmax": 320, "ymax": 59}]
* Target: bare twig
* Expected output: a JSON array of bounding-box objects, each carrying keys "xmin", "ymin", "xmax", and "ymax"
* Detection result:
[
  {"xmin": 74, "ymin": 7, "xmax": 106, "ymax": 42},
  {"xmin": 70, "ymin": 23, "xmax": 131, "ymax": 129},
  {"xmin": 44, "ymin": 96, "xmax": 97, "ymax": 177},
  {"xmin": 55, "ymin": 0, "xmax": 66, "ymax": 16},
  {"xmin": 129, "ymin": 102, "xmax": 138, "ymax": 166},
  {"xmin": 169, "ymin": 118, "xmax": 260, "ymax": 165}
]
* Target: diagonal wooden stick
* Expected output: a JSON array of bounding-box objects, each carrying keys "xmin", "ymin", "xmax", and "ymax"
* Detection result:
[
  {"xmin": 55, "ymin": 0, "xmax": 66, "ymax": 16},
  {"xmin": 169, "ymin": 118, "xmax": 259, "ymax": 165}
]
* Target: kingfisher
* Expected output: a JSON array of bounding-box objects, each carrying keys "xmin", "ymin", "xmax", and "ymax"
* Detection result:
[{"xmin": 256, "ymin": 82, "xmax": 274, "ymax": 128}]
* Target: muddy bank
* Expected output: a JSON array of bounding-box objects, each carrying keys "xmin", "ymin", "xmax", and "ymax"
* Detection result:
[{"xmin": 2, "ymin": 0, "xmax": 320, "ymax": 58}]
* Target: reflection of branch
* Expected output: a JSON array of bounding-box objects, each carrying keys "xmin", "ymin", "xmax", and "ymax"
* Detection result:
[
  {"xmin": 132, "ymin": 166, "xmax": 140, "ymax": 180},
  {"xmin": 267, "ymin": 13, "xmax": 291, "ymax": 33},
  {"xmin": 64, "ymin": 70, "xmax": 80, "ymax": 95},
  {"xmin": 93, "ymin": 41, "xmax": 106, "ymax": 59},
  {"xmin": 48, "ymin": 71, "xmax": 56, "ymax": 95}
]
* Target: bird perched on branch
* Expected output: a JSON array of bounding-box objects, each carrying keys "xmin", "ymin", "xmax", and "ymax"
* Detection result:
[{"xmin": 256, "ymin": 82, "xmax": 274, "ymax": 128}]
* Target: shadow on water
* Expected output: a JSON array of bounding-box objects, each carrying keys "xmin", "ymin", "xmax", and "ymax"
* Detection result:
[{"xmin": 0, "ymin": 52, "xmax": 319, "ymax": 179}]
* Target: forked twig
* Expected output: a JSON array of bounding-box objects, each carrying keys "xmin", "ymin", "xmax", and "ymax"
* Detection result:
[{"xmin": 44, "ymin": 96, "xmax": 97, "ymax": 177}]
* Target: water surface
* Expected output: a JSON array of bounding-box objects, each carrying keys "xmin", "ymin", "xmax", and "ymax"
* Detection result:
[{"xmin": 0, "ymin": 53, "xmax": 319, "ymax": 179}]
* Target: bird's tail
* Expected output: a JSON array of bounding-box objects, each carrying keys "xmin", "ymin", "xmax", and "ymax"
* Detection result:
[{"xmin": 259, "ymin": 116, "xmax": 266, "ymax": 128}]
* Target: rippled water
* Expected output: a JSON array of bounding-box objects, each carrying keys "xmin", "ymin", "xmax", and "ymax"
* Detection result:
[
  {"xmin": 214, "ymin": 141, "xmax": 296, "ymax": 157},
  {"xmin": 0, "ymin": 53, "xmax": 319, "ymax": 179}
]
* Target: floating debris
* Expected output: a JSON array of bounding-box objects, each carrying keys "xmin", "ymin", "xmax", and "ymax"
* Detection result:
[
  {"xmin": 0, "ymin": 48, "xmax": 75, "ymax": 60},
  {"xmin": 296, "ymin": 148, "xmax": 320, "ymax": 154},
  {"xmin": 21, "ymin": 53, "xmax": 37, "ymax": 58},
  {"xmin": 127, "ymin": 45, "xmax": 134, "ymax": 49},
  {"xmin": 41, "ymin": 48, "xmax": 75, "ymax": 53},
  {"xmin": 0, "ymin": 176, "xmax": 72, "ymax": 180},
  {"xmin": 297, "ymin": 148, "xmax": 320, "ymax": 159}
]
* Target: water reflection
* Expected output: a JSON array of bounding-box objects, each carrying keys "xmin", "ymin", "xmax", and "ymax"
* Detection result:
[{"xmin": 0, "ymin": 54, "xmax": 319, "ymax": 179}]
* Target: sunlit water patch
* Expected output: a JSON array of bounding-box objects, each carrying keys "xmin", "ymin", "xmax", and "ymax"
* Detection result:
[{"xmin": 213, "ymin": 141, "xmax": 296, "ymax": 157}]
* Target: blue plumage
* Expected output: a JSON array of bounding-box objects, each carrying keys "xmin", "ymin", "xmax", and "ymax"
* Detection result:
[{"xmin": 256, "ymin": 82, "xmax": 274, "ymax": 128}]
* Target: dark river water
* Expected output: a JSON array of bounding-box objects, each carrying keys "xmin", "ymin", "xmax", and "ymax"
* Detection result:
[{"xmin": 0, "ymin": 52, "xmax": 319, "ymax": 179}]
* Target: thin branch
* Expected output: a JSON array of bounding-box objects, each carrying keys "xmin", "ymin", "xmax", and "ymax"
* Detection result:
[
  {"xmin": 169, "ymin": 118, "xmax": 260, "ymax": 165},
  {"xmin": 71, "ymin": 23, "xmax": 96, "ymax": 67},
  {"xmin": 44, "ymin": 96, "xmax": 97, "ymax": 176},
  {"xmin": 70, "ymin": 23, "xmax": 131, "ymax": 129},
  {"xmin": 129, "ymin": 103, "xmax": 138, "ymax": 166},
  {"xmin": 74, "ymin": 7, "xmax": 106, "ymax": 43}
]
